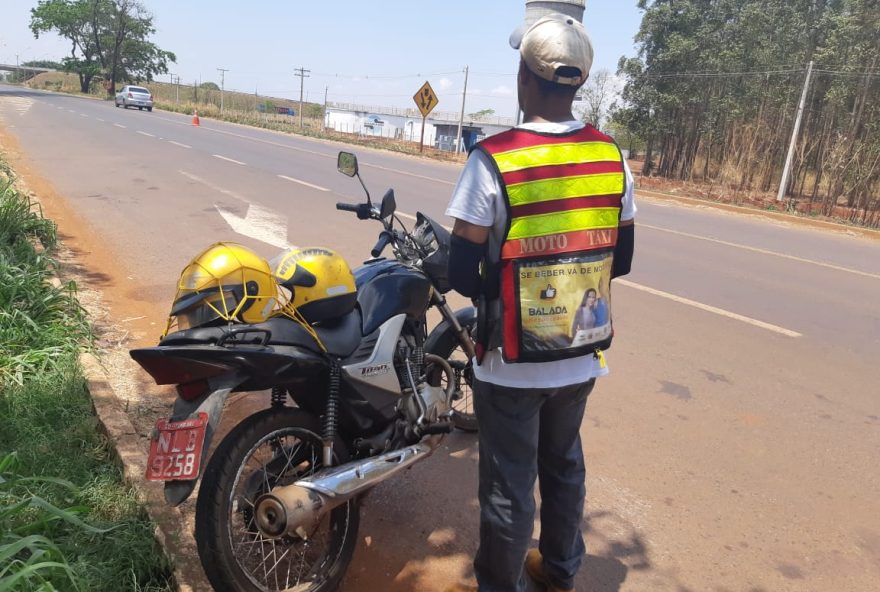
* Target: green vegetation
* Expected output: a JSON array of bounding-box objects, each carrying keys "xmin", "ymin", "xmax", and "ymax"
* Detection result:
[
  {"xmin": 0, "ymin": 159, "xmax": 173, "ymax": 591},
  {"xmin": 30, "ymin": 0, "xmax": 176, "ymax": 96},
  {"xmin": 616, "ymin": 0, "xmax": 879, "ymax": 226}
]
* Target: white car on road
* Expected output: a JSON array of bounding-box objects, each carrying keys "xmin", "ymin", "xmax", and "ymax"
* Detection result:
[{"xmin": 115, "ymin": 85, "xmax": 153, "ymax": 111}]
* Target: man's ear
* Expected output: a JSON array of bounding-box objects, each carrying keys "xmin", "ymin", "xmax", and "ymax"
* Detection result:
[{"xmin": 518, "ymin": 60, "xmax": 530, "ymax": 86}]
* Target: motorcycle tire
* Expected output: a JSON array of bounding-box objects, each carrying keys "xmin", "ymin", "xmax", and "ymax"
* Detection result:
[
  {"xmin": 426, "ymin": 312, "xmax": 478, "ymax": 432},
  {"xmin": 195, "ymin": 407, "xmax": 360, "ymax": 592}
]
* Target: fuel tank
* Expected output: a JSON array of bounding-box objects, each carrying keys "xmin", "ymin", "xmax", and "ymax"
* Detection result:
[{"xmin": 354, "ymin": 260, "xmax": 432, "ymax": 336}]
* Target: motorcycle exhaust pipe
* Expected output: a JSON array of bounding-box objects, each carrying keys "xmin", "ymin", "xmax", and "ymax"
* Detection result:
[{"xmin": 253, "ymin": 442, "xmax": 434, "ymax": 539}]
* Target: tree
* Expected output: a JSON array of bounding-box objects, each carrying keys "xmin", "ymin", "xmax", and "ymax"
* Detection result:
[
  {"xmin": 578, "ymin": 69, "xmax": 618, "ymax": 130},
  {"xmin": 22, "ymin": 59, "xmax": 63, "ymax": 70},
  {"xmin": 200, "ymin": 81, "xmax": 220, "ymax": 91},
  {"xmin": 467, "ymin": 108, "xmax": 495, "ymax": 120},
  {"xmin": 613, "ymin": 0, "xmax": 879, "ymax": 223},
  {"xmin": 30, "ymin": 0, "xmax": 175, "ymax": 95},
  {"xmin": 31, "ymin": 0, "xmax": 101, "ymax": 92}
]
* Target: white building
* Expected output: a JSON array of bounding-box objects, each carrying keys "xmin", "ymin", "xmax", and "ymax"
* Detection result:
[{"xmin": 325, "ymin": 103, "xmax": 514, "ymax": 152}]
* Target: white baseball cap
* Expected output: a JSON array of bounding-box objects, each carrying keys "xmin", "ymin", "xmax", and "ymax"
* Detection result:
[{"xmin": 511, "ymin": 13, "xmax": 594, "ymax": 87}]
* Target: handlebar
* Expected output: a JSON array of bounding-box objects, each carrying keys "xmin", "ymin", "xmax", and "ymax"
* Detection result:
[
  {"xmin": 371, "ymin": 230, "xmax": 393, "ymax": 258},
  {"xmin": 336, "ymin": 202, "xmax": 373, "ymax": 220}
]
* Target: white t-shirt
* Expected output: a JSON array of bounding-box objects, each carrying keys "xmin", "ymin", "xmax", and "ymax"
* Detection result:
[{"xmin": 446, "ymin": 120, "xmax": 637, "ymax": 389}]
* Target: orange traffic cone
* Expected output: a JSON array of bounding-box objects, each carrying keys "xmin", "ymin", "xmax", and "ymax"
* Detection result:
[{"xmin": 192, "ymin": 110, "xmax": 200, "ymax": 126}]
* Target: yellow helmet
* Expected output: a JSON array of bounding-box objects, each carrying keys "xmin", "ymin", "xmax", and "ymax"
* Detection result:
[
  {"xmin": 272, "ymin": 247, "xmax": 357, "ymax": 324},
  {"xmin": 168, "ymin": 242, "xmax": 278, "ymax": 331}
]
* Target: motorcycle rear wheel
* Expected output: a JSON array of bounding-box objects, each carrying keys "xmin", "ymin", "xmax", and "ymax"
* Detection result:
[{"xmin": 196, "ymin": 407, "xmax": 359, "ymax": 592}]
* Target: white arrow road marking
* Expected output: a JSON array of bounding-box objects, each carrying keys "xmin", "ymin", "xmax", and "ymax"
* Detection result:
[
  {"xmin": 213, "ymin": 154, "xmax": 246, "ymax": 166},
  {"xmin": 214, "ymin": 204, "xmax": 293, "ymax": 250},
  {"xmin": 277, "ymin": 175, "xmax": 329, "ymax": 192},
  {"xmin": 179, "ymin": 171, "xmax": 293, "ymax": 250}
]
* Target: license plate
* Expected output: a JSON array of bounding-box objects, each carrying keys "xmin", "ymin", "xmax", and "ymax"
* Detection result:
[{"xmin": 145, "ymin": 412, "xmax": 208, "ymax": 481}]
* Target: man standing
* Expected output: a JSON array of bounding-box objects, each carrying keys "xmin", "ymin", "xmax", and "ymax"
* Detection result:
[{"xmin": 444, "ymin": 8, "xmax": 636, "ymax": 592}]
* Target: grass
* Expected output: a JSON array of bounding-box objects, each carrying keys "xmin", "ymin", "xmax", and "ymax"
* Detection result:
[{"xmin": 0, "ymin": 159, "xmax": 173, "ymax": 591}]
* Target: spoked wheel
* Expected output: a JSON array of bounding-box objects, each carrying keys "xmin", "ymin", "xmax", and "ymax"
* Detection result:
[
  {"xmin": 196, "ymin": 408, "xmax": 359, "ymax": 591},
  {"xmin": 427, "ymin": 310, "xmax": 478, "ymax": 432}
]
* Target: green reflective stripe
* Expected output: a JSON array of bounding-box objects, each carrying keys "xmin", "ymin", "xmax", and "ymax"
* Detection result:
[
  {"xmin": 507, "ymin": 173, "xmax": 625, "ymax": 207},
  {"xmin": 494, "ymin": 142, "xmax": 622, "ymax": 173},
  {"xmin": 508, "ymin": 207, "xmax": 620, "ymax": 240}
]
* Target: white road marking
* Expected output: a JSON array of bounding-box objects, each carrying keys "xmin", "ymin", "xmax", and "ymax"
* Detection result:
[
  {"xmin": 640, "ymin": 223, "xmax": 880, "ymax": 280},
  {"xmin": 213, "ymin": 154, "xmax": 246, "ymax": 165},
  {"xmin": 136, "ymin": 131, "xmax": 155, "ymax": 137},
  {"xmin": 147, "ymin": 113, "xmax": 458, "ymax": 185},
  {"xmin": 398, "ymin": 210, "xmax": 800, "ymax": 336},
  {"xmin": 396, "ymin": 211, "xmax": 422, "ymax": 225},
  {"xmin": 114, "ymin": 123, "xmax": 126, "ymax": 129},
  {"xmin": 179, "ymin": 170, "xmax": 293, "ymax": 249},
  {"xmin": 96, "ymin": 117, "xmax": 104, "ymax": 122},
  {"xmin": 277, "ymin": 175, "xmax": 329, "ymax": 192},
  {"xmin": 168, "ymin": 141, "xmax": 191, "ymax": 149},
  {"xmin": 214, "ymin": 204, "xmax": 294, "ymax": 250},
  {"xmin": 67, "ymin": 109, "xmax": 76, "ymax": 113},
  {"xmin": 364, "ymin": 163, "xmax": 455, "ymax": 185},
  {"xmin": 615, "ymin": 279, "xmax": 802, "ymax": 337}
]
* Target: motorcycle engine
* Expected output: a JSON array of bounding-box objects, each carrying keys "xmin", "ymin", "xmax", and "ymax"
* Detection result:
[{"xmin": 394, "ymin": 333, "xmax": 451, "ymax": 426}]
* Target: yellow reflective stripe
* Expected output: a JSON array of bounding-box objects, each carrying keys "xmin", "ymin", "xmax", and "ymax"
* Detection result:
[
  {"xmin": 494, "ymin": 142, "xmax": 622, "ymax": 173},
  {"xmin": 507, "ymin": 173, "xmax": 625, "ymax": 207},
  {"xmin": 508, "ymin": 208, "xmax": 620, "ymax": 240}
]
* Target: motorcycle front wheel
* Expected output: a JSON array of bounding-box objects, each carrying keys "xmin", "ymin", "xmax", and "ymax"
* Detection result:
[
  {"xmin": 426, "ymin": 308, "xmax": 478, "ymax": 432},
  {"xmin": 195, "ymin": 407, "xmax": 359, "ymax": 592}
]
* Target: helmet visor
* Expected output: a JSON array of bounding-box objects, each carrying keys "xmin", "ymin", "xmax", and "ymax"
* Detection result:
[{"xmin": 173, "ymin": 289, "xmax": 244, "ymax": 330}]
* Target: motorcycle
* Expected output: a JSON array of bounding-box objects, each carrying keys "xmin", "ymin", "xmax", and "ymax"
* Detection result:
[{"xmin": 130, "ymin": 151, "xmax": 477, "ymax": 591}]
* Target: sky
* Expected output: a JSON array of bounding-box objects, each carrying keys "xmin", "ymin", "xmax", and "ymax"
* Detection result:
[{"xmin": 1, "ymin": 1, "xmax": 644, "ymax": 119}]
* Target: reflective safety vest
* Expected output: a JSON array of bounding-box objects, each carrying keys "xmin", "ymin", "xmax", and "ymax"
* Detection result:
[{"xmin": 475, "ymin": 125, "xmax": 625, "ymax": 363}]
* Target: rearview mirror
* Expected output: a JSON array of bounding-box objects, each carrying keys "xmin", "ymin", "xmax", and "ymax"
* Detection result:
[
  {"xmin": 379, "ymin": 189, "xmax": 396, "ymax": 220},
  {"xmin": 337, "ymin": 152, "xmax": 358, "ymax": 177}
]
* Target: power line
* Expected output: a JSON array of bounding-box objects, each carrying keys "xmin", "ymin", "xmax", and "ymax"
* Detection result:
[{"xmin": 294, "ymin": 66, "xmax": 310, "ymax": 128}]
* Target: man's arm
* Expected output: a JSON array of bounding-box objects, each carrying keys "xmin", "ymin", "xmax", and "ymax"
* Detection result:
[
  {"xmin": 613, "ymin": 159, "xmax": 637, "ymax": 278},
  {"xmin": 612, "ymin": 218, "xmax": 634, "ymax": 278},
  {"xmin": 448, "ymin": 219, "xmax": 490, "ymax": 297}
]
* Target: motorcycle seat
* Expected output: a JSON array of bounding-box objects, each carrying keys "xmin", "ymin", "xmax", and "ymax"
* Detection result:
[
  {"xmin": 159, "ymin": 309, "xmax": 363, "ymax": 358},
  {"xmin": 258, "ymin": 310, "xmax": 362, "ymax": 357}
]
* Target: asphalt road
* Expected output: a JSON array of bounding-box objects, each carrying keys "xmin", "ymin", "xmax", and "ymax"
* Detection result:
[{"xmin": 2, "ymin": 84, "xmax": 879, "ymax": 591}]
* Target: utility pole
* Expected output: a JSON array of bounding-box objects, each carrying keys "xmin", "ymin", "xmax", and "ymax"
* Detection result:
[
  {"xmin": 294, "ymin": 67, "xmax": 310, "ymax": 128},
  {"xmin": 217, "ymin": 67, "xmax": 229, "ymax": 113},
  {"xmin": 175, "ymin": 75, "xmax": 180, "ymax": 105},
  {"xmin": 777, "ymin": 61, "xmax": 814, "ymax": 202},
  {"xmin": 455, "ymin": 66, "xmax": 470, "ymax": 154},
  {"xmin": 323, "ymin": 85, "xmax": 329, "ymax": 129}
]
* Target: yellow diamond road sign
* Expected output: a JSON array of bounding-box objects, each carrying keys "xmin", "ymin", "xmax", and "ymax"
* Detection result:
[{"xmin": 413, "ymin": 81, "xmax": 439, "ymax": 117}]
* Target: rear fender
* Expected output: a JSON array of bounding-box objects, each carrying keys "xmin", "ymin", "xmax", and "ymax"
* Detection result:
[{"xmin": 163, "ymin": 373, "xmax": 244, "ymax": 506}]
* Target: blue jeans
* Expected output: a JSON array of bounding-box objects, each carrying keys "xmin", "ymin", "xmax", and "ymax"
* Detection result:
[{"xmin": 472, "ymin": 378, "xmax": 594, "ymax": 592}]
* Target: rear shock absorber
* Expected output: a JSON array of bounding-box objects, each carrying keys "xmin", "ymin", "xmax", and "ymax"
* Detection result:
[
  {"xmin": 323, "ymin": 360, "xmax": 341, "ymax": 467},
  {"xmin": 270, "ymin": 386, "xmax": 286, "ymax": 407}
]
